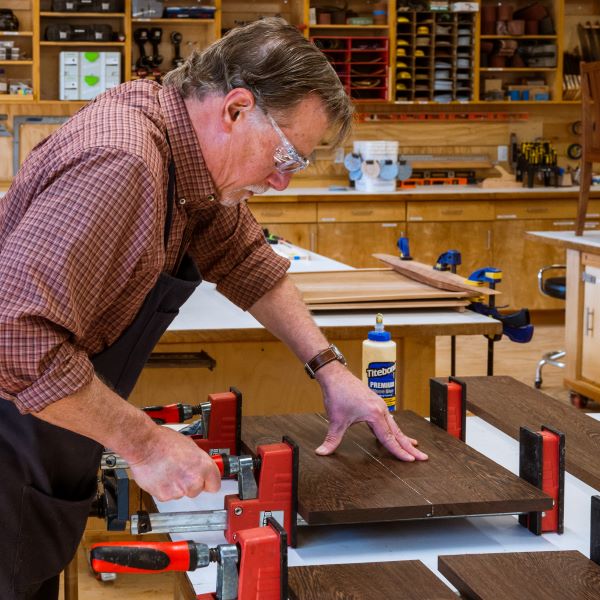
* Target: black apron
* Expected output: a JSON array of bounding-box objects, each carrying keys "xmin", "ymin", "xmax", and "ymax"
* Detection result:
[{"xmin": 0, "ymin": 159, "xmax": 201, "ymax": 599}]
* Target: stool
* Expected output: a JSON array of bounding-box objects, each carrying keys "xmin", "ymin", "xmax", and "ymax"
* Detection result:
[{"xmin": 534, "ymin": 265, "xmax": 566, "ymax": 389}]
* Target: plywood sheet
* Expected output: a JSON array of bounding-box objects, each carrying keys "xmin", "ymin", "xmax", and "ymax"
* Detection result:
[
  {"xmin": 289, "ymin": 268, "xmax": 472, "ymax": 304},
  {"xmin": 241, "ymin": 411, "xmax": 552, "ymax": 526},
  {"xmin": 309, "ymin": 299, "xmax": 469, "ymax": 311},
  {"xmin": 458, "ymin": 376, "xmax": 600, "ymax": 491},
  {"xmin": 289, "ymin": 560, "xmax": 456, "ymax": 600},
  {"xmin": 439, "ymin": 551, "xmax": 600, "ymax": 600},
  {"xmin": 373, "ymin": 255, "xmax": 498, "ymax": 296}
]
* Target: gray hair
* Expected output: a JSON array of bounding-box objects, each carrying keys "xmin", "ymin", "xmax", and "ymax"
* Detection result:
[{"xmin": 162, "ymin": 17, "xmax": 353, "ymax": 147}]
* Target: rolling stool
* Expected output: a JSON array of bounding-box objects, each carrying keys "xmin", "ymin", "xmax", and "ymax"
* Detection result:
[{"xmin": 534, "ymin": 264, "xmax": 566, "ymax": 389}]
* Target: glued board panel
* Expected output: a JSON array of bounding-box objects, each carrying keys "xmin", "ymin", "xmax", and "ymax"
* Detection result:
[
  {"xmin": 288, "ymin": 560, "xmax": 456, "ymax": 600},
  {"xmin": 439, "ymin": 551, "xmax": 600, "ymax": 600},
  {"xmin": 241, "ymin": 411, "xmax": 552, "ymax": 526},
  {"xmin": 289, "ymin": 268, "xmax": 472, "ymax": 304},
  {"xmin": 309, "ymin": 299, "xmax": 469, "ymax": 311},
  {"xmin": 458, "ymin": 375, "xmax": 600, "ymax": 491}
]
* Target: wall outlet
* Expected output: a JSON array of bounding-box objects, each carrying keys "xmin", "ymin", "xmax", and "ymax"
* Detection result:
[{"xmin": 497, "ymin": 145, "xmax": 508, "ymax": 162}]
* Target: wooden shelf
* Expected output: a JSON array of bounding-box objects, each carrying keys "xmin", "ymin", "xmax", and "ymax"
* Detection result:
[
  {"xmin": 0, "ymin": 95, "xmax": 34, "ymax": 103},
  {"xmin": 480, "ymin": 67, "xmax": 557, "ymax": 72},
  {"xmin": 40, "ymin": 41, "xmax": 126, "ymax": 47},
  {"xmin": 480, "ymin": 35, "xmax": 558, "ymax": 39},
  {"xmin": 40, "ymin": 12, "xmax": 126, "ymax": 17},
  {"xmin": 0, "ymin": 60, "xmax": 34, "ymax": 65},
  {"xmin": 36, "ymin": 99, "xmax": 87, "ymax": 106},
  {"xmin": 0, "ymin": 31, "xmax": 33, "ymax": 37},
  {"xmin": 131, "ymin": 18, "xmax": 215, "ymax": 24},
  {"xmin": 310, "ymin": 24, "xmax": 389, "ymax": 29}
]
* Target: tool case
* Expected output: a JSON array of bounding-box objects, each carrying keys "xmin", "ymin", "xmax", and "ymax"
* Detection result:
[
  {"xmin": 46, "ymin": 23, "xmax": 114, "ymax": 42},
  {"xmin": 52, "ymin": 0, "xmax": 123, "ymax": 11}
]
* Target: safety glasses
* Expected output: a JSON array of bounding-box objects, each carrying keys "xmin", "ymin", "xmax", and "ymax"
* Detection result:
[{"xmin": 266, "ymin": 113, "xmax": 310, "ymax": 174}]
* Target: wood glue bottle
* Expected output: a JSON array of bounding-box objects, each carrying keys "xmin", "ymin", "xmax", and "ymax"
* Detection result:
[{"xmin": 362, "ymin": 313, "xmax": 397, "ymax": 412}]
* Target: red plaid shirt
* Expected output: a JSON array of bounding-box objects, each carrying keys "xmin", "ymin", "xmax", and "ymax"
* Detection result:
[{"xmin": 0, "ymin": 80, "xmax": 289, "ymax": 413}]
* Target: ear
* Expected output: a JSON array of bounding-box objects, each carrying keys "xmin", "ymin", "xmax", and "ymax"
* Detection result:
[{"xmin": 222, "ymin": 88, "xmax": 256, "ymax": 131}]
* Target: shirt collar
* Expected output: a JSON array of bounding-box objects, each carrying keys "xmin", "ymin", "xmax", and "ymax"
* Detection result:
[{"xmin": 158, "ymin": 85, "xmax": 218, "ymax": 211}]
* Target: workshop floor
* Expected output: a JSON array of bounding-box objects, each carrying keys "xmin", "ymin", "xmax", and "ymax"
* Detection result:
[{"xmin": 63, "ymin": 323, "xmax": 574, "ymax": 600}]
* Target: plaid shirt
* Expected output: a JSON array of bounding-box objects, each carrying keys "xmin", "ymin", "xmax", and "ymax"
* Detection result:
[{"xmin": 0, "ymin": 80, "xmax": 289, "ymax": 413}]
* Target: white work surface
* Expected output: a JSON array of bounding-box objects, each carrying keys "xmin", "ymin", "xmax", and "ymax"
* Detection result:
[
  {"xmin": 156, "ymin": 414, "xmax": 600, "ymax": 595},
  {"xmin": 168, "ymin": 242, "xmax": 497, "ymax": 333},
  {"xmin": 528, "ymin": 229, "xmax": 600, "ymax": 251}
]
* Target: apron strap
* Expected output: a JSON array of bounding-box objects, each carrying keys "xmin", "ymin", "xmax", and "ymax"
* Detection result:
[{"xmin": 164, "ymin": 158, "xmax": 176, "ymax": 249}]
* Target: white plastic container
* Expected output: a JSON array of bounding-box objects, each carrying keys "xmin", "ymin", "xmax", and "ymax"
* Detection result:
[{"xmin": 362, "ymin": 313, "xmax": 397, "ymax": 412}]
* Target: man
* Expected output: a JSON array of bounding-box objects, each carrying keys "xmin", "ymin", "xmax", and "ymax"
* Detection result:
[{"xmin": 0, "ymin": 18, "xmax": 427, "ymax": 599}]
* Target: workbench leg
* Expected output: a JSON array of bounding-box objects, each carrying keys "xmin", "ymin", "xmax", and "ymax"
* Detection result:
[
  {"xmin": 63, "ymin": 552, "xmax": 78, "ymax": 600},
  {"xmin": 399, "ymin": 336, "xmax": 435, "ymax": 417}
]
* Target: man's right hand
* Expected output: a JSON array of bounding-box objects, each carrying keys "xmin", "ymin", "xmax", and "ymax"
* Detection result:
[{"xmin": 126, "ymin": 426, "xmax": 222, "ymax": 501}]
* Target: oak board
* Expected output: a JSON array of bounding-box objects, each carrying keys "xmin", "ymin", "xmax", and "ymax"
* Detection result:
[
  {"xmin": 439, "ymin": 551, "xmax": 600, "ymax": 600},
  {"xmin": 288, "ymin": 560, "xmax": 456, "ymax": 600},
  {"xmin": 373, "ymin": 254, "xmax": 498, "ymax": 296},
  {"xmin": 309, "ymin": 299, "xmax": 469, "ymax": 311},
  {"xmin": 459, "ymin": 376, "xmax": 600, "ymax": 491},
  {"xmin": 241, "ymin": 411, "xmax": 552, "ymax": 526}
]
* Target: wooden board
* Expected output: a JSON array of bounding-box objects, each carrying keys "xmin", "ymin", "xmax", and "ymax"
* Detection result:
[
  {"xmin": 373, "ymin": 255, "xmax": 498, "ymax": 296},
  {"xmin": 439, "ymin": 551, "xmax": 600, "ymax": 600},
  {"xmin": 309, "ymin": 299, "xmax": 469, "ymax": 311},
  {"xmin": 459, "ymin": 376, "xmax": 600, "ymax": 491},
  {"xmin": 288, "ymin": 268, "xmax": 472, "ymax": 304},
  {"xmin": 241, "ymin": 411, "xmax": 552, "ymax": 526},
  {"xmin": 288, "ymin": 560, "xmax": 456, "ymax": 600}
]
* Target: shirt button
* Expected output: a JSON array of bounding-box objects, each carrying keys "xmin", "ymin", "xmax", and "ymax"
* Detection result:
[
  {"xmin": 207, "ymin": 194, "xmax": 215, "ymax": 202},
  {"xmin": 178, "ymin": 197, "xmax": 186, "ymax": 205}
]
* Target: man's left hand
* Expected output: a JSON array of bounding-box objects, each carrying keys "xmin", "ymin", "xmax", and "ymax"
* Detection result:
[{"xmin": 314, "ymin": 361, "xmax": 429, "ymax": 462}]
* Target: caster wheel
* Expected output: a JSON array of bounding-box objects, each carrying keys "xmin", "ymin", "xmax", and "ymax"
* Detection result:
[
  {"xmin": 534, "ymin": 380, "xmax": 542, "ymax": 389},
  {"xmin": 570, "ymin": 391, "xmax": 589, "ymax": 409}
]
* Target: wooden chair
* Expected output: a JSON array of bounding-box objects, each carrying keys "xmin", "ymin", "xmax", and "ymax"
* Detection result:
[{"xmin": 575, "ymin": 61, "xmax": 600, "ymax": 236}]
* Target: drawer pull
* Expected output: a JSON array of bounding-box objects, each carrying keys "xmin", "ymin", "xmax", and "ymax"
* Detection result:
[
  {"xmin": 553, "ymin": 221, "xmax": 575, "ymax": 226},
  {"xmin": 408, "ymin": 216, "xmax": 423, "ymax": 221},
  {"xmin": 351, "ymin": 209, "xmax": 374, "ymax": 216},
  {"xmin": 585, "ymin": 307, "xmax": 595, "ymax": 336},
  {"xmin": 497, "ymin": 214, "xmax": 517, "ymax": 219},
  {"xmin": 320, "ymin": 217, "xmax": 337, "ymax": 222},
  {"xmin": 381, "ymin": 223, "xmax": 398, "ymax": 228}
]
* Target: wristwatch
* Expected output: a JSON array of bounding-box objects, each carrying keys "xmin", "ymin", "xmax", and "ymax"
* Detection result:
[{"xmin": 304, "ymin": 344, "xmax": 347, "ymax": 379}]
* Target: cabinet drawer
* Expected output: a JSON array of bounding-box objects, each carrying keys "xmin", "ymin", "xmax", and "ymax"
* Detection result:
[
  {"xmin": 250, "ymin": 203, "xmax": 316, "ymax": 223},
  {"xmin": 407, "ymin": 201, "xmax": 494, "ymax": 222},
  {"xmin": 317, "ymin": 202, "xmax": 405, "ymax": 223},
  {"xmin": 587, "ymin": 200, "xmax": 600, "ymax": 219},
  {"xmin": 494, "ymin": 200, "xmax": 577, "ymax": 220}
]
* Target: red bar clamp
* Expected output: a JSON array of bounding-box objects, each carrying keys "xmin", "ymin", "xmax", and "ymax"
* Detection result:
[
  {"xmin": 430, "ymin": 377, "xmax": 467, "ymax": 442},
  {"xmin": 519, "ymin": 425, "xmax": 565, "ymax": 534}
]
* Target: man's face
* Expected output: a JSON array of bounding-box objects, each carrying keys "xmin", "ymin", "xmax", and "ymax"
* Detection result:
[{"xmin": 218, "ymin": 94, "xmax": 330, "ymax": 206}]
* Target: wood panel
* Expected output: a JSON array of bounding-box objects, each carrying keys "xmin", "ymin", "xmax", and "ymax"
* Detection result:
[
  {"xmin": 407, "ymin": 200, "xmax": 494, "ymax": 222},
  {"xmin": 18, "ymin": 122, "xmax": 62, "ymax": 165},
  {"xmin": 460, "ymin": 375, "xmax": 600, "ymax": 491},
  {"xmin": 494, "ymin": 199, "xmax": 578, "ymax": 220},
  {"xmin": 439, "ymin": 551, "xmax": 600, "ymax": 600},
  {"xmin": 241, "ymin": 411, "xmax": 552, "ymax": 525},
  {"xmin": 288, "ymin": 269, "xmax": 470, "ymax": 304},
  {"xmin": 288, "ymin": 561, "xmax": 456, "ymax": 600},
  {"xmin": 250, "ymin": 202, "xmax": 316, "ymax": 223},
  {"xmin": 318, "ymin": 201, "xmax": 405, "ymax": 223},
  {"xmin": 259, "ymin": 223, "xmax": 317, "ymax": 251},
  {"xmin": 317, "ymin": 222, "xmax": 404, "ymax": 268}
]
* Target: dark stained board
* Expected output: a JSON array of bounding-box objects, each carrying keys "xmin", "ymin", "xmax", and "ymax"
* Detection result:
[
  {"xmin": 458, "ymin": 376, "xmax": 600, "ymax": 491},
  {"xmin": 438, "ymin": 551, "xmax": 600, "ymax": 600},
  {"xmin": 288, "ymin": 560, "xmax": 456, "ymax": 600},
  {"xmin": 241, "ymin": 411, "xmax": 552, "ymax": 526}
]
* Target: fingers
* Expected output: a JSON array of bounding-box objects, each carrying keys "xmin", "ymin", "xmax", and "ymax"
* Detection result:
[
  {"xmin": 368, "ymin": 414, "xmax": 418, "ymax": 461},
  {"xmin": 315, "ymin": 421, "xmax": 349, "ymax": 456},
  {"xmin": 387, "ymin": 413, "xmax": 428, "ymax": 461}
]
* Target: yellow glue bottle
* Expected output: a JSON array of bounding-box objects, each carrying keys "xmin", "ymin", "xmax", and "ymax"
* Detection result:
[{"xmin": 362, "ymin": 313, "xmax": 397, "ymax": 412}]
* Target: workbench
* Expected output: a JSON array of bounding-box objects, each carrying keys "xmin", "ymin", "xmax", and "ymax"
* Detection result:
[
  {"xmin": 130, "ymin": 245, "xmax": 501, "ymax": 417},
  {"xmin": 526, "ymin": 231, "xmax": 600, "ymax": 405},
  {"xmin": 154, "ymin": 411, "xmax": 600, "ymax": 599}
]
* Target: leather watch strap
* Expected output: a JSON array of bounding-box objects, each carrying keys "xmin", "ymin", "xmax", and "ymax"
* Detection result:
[{"xmin": 304, "ymin": 344, "xmax": 347, "ymax": 379}]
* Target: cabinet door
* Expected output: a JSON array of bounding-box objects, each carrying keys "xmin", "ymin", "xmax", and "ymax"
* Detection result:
[
  {"xmin": 406, "ymin": 221, "xmax": 493, "ymax": 278},
  {"xmin": 317, "ymin": 222, "xmax": 404, "ymax": 267},
  {"xmin": 263, "ymin": 224, "xmax": 317, "ymax": 251},
  {"xmin": 493, "ymin": 219, "xmax": 599, "ymax": 310},
  {"xmin": 582, "ymin": 265, "xmax": 600, "ymax": 383}
]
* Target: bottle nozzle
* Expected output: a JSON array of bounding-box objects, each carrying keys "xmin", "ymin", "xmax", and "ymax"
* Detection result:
[{"xmin": 375, "ymin": 313, "xmax": 384, "ymax": 332}]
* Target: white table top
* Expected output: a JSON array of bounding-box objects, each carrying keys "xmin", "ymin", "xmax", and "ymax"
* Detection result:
[
  {"xmin": 156, "ymin": 414, "xmax": 600, "ymax": 595},
  {"xmin": 528, "ymin": 229, "xmax": 600, "ymax": 252}
]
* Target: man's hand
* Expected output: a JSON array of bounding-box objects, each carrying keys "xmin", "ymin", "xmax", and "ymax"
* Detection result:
[
  {"xmin": 314, "ymin": 361, "xmax": 428, "ymax": 462},
  {"xmin": 127, "ymin": 427, "xmax": 221, "ymax": 502}
]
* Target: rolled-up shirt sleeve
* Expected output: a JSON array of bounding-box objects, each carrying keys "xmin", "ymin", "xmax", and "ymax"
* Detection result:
[
  {"xmin": 189, "ymin": 201, "xmax": 290, "ymax": 310},
  {"xmin": 0, "ymin": 148, "xmax": 160, "ymax": 414}
]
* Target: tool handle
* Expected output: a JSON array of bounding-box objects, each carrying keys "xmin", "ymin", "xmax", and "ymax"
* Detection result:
[
  {"xmin": 212, "ymin": 454, "xmax": 225, "ymax": 476},
  {"xmin": 142, "ymin": 403, "xmax": 186, "ymax": 424},
  {"xmin": 90, "ymin": 540, "xmax": 203, "ymax": 574}
]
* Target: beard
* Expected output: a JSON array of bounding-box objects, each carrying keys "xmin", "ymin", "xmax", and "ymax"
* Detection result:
[{"xmin": 219, "ymin": 184, "xmax": 271, "ymax": 207}]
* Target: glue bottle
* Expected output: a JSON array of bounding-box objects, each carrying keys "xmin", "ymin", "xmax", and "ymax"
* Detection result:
[{"xmin": 362, "ymin": 313, "xmax": 397, "ymax": 412}]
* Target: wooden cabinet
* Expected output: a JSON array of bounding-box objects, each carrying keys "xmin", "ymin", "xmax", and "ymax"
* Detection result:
[
  {"xmin": 581, "ymin": 263, "xmax": 600, "ymax": 383},
  {"xmin": 250, "ymin": 202, "xmax": 317, "ymax": 251}
]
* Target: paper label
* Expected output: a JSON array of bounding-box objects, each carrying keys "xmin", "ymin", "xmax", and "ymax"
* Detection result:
[{"xmin": 366, "ymin": 361, "xmax": 396, "ymax": 411}]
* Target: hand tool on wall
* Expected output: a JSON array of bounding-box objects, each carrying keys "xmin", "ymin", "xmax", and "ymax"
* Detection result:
[
  {"xmin": 149, "ymin": 27, "xmax": 163, "ymax": 67},
  {"xmin": 91, "ymin": 517, "xmax": 287, "ymax": 600},
  {"xmin": 171, "ymin": 31, "xmax": 184, "ymax": 68},
  {"xmin": 134, "ymin": 28, "xmax": 153, "ymax": 69},
  {"xmin": 434, "ymin": 250, "xmax": 462, "ymax": 376}
]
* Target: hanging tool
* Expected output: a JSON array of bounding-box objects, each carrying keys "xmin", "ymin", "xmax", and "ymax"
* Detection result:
[
  {"xmin": 434, "ymin": 250, "xmax": 462, "ymax": 376},
  {"xmin": 101, "ymin": 388, "xmax": 242, "ymax": 470},
  {"xmin": 171, "ymin": 31, "xmax": 184, "ymax": 68},
  {"xmin": 91, "ymin": 517, "xmax": 287, "ymax": 600},
  {"xmin": 134, "ymin": 28, "xmax": 153, "ymax": 69}
]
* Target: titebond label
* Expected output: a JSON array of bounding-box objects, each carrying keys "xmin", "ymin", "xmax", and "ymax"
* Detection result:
[{"xmin": 365, "ymin": 361, "xmax": 396, "ymax": 412}]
